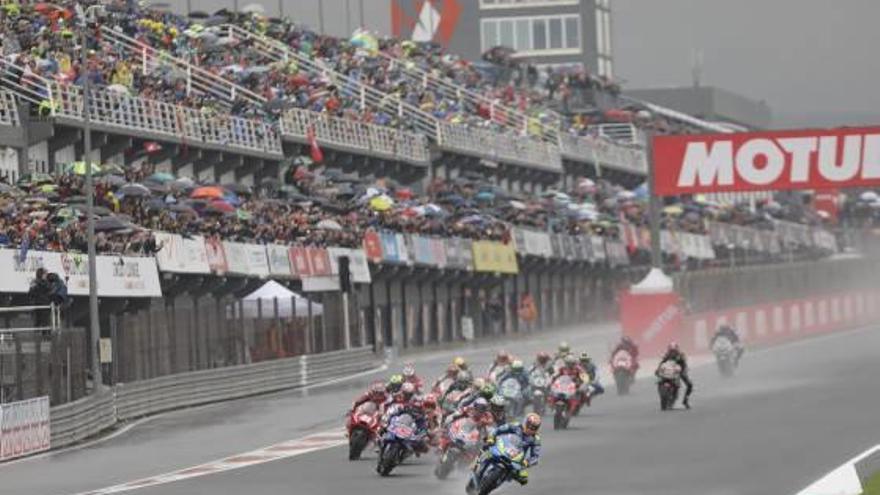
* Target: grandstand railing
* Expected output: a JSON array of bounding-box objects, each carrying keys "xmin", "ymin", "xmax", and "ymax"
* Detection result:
[
  {"xmin": 98, "ymin": 26, "xmax": 265, "ymax": 110},
  {"xmin": 376, "ymin": 50, "xmax": 561, "ymax": 142},
  {"xmin": 0, "ymin": 58, "xmax": 282, "ymax": 156},
  {"xmin": 281, "ymin": 108, "xmax": 429, "ymax": 164},
  {"xmin": 558, "ymin": 133, "xmax": 647, "ymax": 175},
  {"xmin": 0, "ymin": 91, "xmax": 20, "ymax": 126},
  {"xmin": 585, "ymin": 123, "xmax": 642, "ymax": 144}
]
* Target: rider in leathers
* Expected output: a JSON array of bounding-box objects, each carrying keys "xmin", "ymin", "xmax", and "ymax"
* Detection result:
[
  {"xmin": 497, "ymin": 360, "xmax": 530, "ymax": 398},
  {"xmin": 711, "ymin": 325, "xmax": 745, "ymax": 364},
  {"xmin": 658, "ymin": 342, "xmax": 693, "ymax": 409},
  {"xmin": 578, "ymin": 353, "xmax": 605, "ymax": 398},
  {"xmin": 481, "ymin": 414, "xmax": 542, "ymax": 485},
  {"xmin": 382, "ymin": 382, "xmax": 430, "ymax": 454},
  {"xmin": 350, "ymin": 381, "xmax": 388, "ymax": 413},
  {"xmin": 611, "ymin": 336, "xmax": 640, "ymax": 371}
]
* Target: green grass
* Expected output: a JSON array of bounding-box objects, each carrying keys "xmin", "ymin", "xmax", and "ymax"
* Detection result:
[{"xmin": 862, "ymin": 471, "xmax": 880, "ymax": 495}]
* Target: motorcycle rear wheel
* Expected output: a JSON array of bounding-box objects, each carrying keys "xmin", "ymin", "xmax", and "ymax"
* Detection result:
[
  {"xmin": 553, "ymin": 404, "xmax": 567, "ymax": 430},
  {"xmin": 434, "ymin": 451, "xmax": 456, "ymax": 480},
  {"xmin": 349, "ymin": 428, "xmax": 369, "ymax": 461}
]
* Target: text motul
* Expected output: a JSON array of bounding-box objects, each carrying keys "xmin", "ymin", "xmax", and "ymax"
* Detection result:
[{"xmin": 677, "ymin": 133, "xmax": 880, "ymax": 187}]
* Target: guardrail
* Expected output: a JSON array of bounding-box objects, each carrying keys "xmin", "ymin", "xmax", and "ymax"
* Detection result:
[
  {"xmin": 437, "ymin": 122, "xmax": 562, "ymax": 171},
  {"xmin": 559, "ymin": 132, "xmax": 647, "ymax": 175},
  {"xmin": 48, "ymin": 347, "xmax": 379, "ymax": 450},
  {"xmin": 281, "ymin": 108, "xmax": 429, "ymax": 165}
]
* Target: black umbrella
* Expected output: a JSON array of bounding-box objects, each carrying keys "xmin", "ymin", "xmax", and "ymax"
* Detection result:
[
  {"xmin": 222, "ymin": 183, "xmax": 253, "ymax": 195},
  {"xmin": 119, "ymin": 183, "xmax": 152, "ymax": 197},
  {"xmin": 94, "ymin": 216, "xmax": 129, "ymax": 232},
  {"xmin": 188, "ymin": 10, "xmax": 210, "ymax": 18}
]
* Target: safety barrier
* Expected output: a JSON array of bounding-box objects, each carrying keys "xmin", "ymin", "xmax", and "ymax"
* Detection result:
[
  {"xmin": 280, "ymin": 108, "xmax": 429, "ymax": 165},
  {"xmin": 46, "ymin": 347, "xmax": 379, "ymax": 451},
  {"xmin": 558, "ymin": 132, "xmax": 647, "ymax": 175},
  {"xmin": 49, "ymin": 391, "xmax": 116, "ymax": 449}
]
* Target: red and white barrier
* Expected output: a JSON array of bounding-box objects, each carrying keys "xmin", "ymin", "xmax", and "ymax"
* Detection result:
[
  {"xmin": 0, "ymin": 396, "xmax": 51, "ymax": 461},
  {"xmin": 681, "ymin": 290, "xmax": 880, "ymax": 354}
]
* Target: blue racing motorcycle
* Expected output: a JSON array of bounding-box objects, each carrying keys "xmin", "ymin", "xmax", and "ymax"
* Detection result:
[
  {"xmin": 377, "ymin": 413, "xmax": 426, "ymax": 476},
  {"xmin": 466, "ymin": 433, "xmax": 527, "ymax": 495}
]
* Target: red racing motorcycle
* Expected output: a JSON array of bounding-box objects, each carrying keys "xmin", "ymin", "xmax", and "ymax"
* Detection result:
[{"xmin": 346, "ymin": 401, "xmax": 381, "ymax": 460}]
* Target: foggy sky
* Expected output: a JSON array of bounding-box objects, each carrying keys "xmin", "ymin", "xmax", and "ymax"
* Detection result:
[{"xmin": 612, "ymin": 0, "xmax": 880, "ymax": 128}]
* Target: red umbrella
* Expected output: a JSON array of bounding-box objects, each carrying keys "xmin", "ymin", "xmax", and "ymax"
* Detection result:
[
  {"xmin": 191, "ymin": 186, "xmax": 225, "ymax": 199},
  {"xmin": 207, "ymin": 199, "xmax": 235, "ymax": 213},
  {"xmin": 395, "ymin": 188, "xmax": 413, "ymax": 201}
]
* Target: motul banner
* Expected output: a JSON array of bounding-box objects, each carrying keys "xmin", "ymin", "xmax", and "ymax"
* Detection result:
[{"xmin": 653, "ymin": 127, "xmax": 880, "ymax": 195}]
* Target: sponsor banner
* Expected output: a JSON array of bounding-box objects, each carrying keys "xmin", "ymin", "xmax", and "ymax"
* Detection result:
[
  {"xmin": 518, "ymin": 229, "xmax": 553, "ymax": 257},
  {"xmin": 326, "ymin": 247, "xmax": 372, "ymax": 283},
  {"xmin": 362, "ymin": 230, "xmax": 383, "ymax": 263},
  {"xmin": 813, "ymin": 229, "xmax": 839, "ymax": 252},
  {"xmin": 472, "ymin": 241, "xmax": 519, "ymax": 274},
  {"xmin": 288, "ymin": 246, "xmax": 311, "ymax": 278},
  {"xmin": 222, "ymin": 242, "xmax": 250, "ymax": 275},
  {"xmin": 429, "ymin": 238, "xmax": 447, "ymax": 268},
  {"xmin": 94, "ymin": 256, "xmax": 162, "ymax": 297},
  {"xmin": 411, "ymin": 235, "xmax": 435, "ymax": 266},
  {"xmin": 302, "ymin": 276, "xmax": 340, "ymax": 292},
  {"xmin": 266, "ymin": 244, "xmax": 293, "ymax": 278},
  {"xmin": 619, "ymin": 289, "xmax": 684, "ymax": 356},
  {"xmin": 445, "ymin": 238, "xmax": 471, "ymax": 270},
  {"xmin": 0, "ymin": 396, "xmax": 50, "ymax": 461},
  {"xmin": 379, "ymin": 232, "xmax": 409, "ymax": 264},
  {"xmin": 0, "ymin": 250, "xmax": 160, "ymax": 297},
  {"xmin": 605, "ymin": 240, "xmax": 629, "ymax": 266},
  {"xmin": 153, "ymin": 233, "xmax": 210, "ymax": 274},
  {"xmin": 205, "ymin": 237, "xmax": 228, "ymax": 275},
  {"xmin": 245, "ymin": 244, "xmax": 270, "ymax": 278},
  {"xmin": 307, "ymin": 247, "xmax": 332, "ymax": 276},
  {"xmin": 653, "ymin": 126, "xmax": 880, "ymax": 196}
]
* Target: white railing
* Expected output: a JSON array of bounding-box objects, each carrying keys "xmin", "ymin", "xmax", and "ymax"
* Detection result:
[
  {"xmin": 280, "ymin": 108, "xmax": 429, "ymax": 164},
  {"xmin": 559, "ymin": 133, "xmax": 647, "ymax": 175},
  {"xmin": 438, "ymin": 122, "xmax": 562, "ymax": 171},
  {"xmin": 0, "ymin": 91, "xmax": 20, "ymax": 126},
  {"xmin": 98, "ymin": 26, "xmax": 265, "ymax": 109},
  {"xmin": 585, "ymin": 123, "xmax": 641, "ymax": 144},
  {"xmin": 376, "ymin": 50, "xmax": 561, "ymax": 141},
  {"xmin": 0, "ymin": 58, "xmax": 281, "ymax": 155}
]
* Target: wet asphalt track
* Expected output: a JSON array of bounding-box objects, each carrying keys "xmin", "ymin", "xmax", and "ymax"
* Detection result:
[{"xmin": 3, "ymin": 323, "xmax": 879, "ymax": 495}]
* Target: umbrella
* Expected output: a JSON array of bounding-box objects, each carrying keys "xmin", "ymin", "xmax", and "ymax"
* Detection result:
[
  {"xmin": 118, "ymin": 183, "xmax": 151, "ymax": 197},
  {"xmin": 236, "ymin": 209, "xmax": 252, "ymax": 220},
  {"xmin": 617, "ymin": 190, "xmax": 637, "ymax": 200},
  {"xmin": 18, "ymin": 173, "xmax": 53, "ymax": 187},
  {"xmin": 64, "ymin": 161, "xmax": 101, "ymax": 175},
  {"xmin": 424, "ymin": 203, "xmax": 446, "ymax": 217},
  {"xmin": 39, "ymin": 184, "xmax": 58, "ymax": 193},
  {"xmin": 860, "ymin": 191, "xmax": 879, "ymax": 202},
  {"xmin": 168, "ymin": 204, "xmax": 198, "ymax": 215},
  {"xmin": 94, "ymin": 216, "xmax": 129, "ymax": 231},
  {"xmin": 633, "ymin": 183, "xmax": 649, "ymax": 199},
  {"xmin": 222, "ymin": 183, "xmax": 253, "ymax": 195},
  {"xmin": 103, "ymin": 175, "xmax": 127, "ymax": 186},
  {"xmin": 475, "ymin": 191, "xmax": 495, "ymax": 202},
  {"xmin": 148, "ymin": 172, "xmax": 176, "ymax": 183},
  {"xmin": 317, "ymin": 219, "xmax": 343, "ymax": 231},
  {"xmin": 663, "ymin": 205, "xmax": 684, "ymax": 216},
  {"xmin": 369, "ymin": 195, "xmax": 394, "ymax": 211},
  {"xmin": 0, "ymin": 183, "xmax": 21, "ymax": 195},
  {"xmin": 170, "ymin": 177, "xmax": 196, "ymax": 191},
  {"xmin": 206, "ymin": 199, "xmax": 235, "ymax": 213},
  {"xmin": 240, "ymin": 3, "xmax": 265, "ymax": 13},
  {"xmin": 395, "ymin": 188, "xmax": 414, "ymax": 201},
  {"xmin": 509, "ymin": 200, "xmax": 527, "ymax": 210},
  {"xmin": 191, "ymin": 186, "xmax": 226, "ymax": 199}
]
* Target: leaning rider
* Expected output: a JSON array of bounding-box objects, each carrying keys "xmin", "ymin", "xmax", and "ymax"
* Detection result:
[
  {"xmin": 481, "ymin": 414, "xmax": 543, "ymax": 486},
  {"xmin": 611, "ymin": 336, "xmax": 640, "ymax": 370},
  {"xmin": 578, "ymin": 352, "xmax": 605, "ymax": 397},
  {"xmin": 350, "ymin": 381, "xmax": 388, "ymax": 413},
  {"xmin": 711, "ymin": 324, "xmax": 745, "ymax": 364},
  {"xmin": 497, "ymin": 359, "xmax": 530, "ymax": 392}
]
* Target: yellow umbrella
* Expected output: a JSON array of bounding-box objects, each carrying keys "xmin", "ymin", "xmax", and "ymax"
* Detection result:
[
  {"xmin": 369, "ymin": 195, "xmax": 393, "ymax": 212},
  {"xmin": 663, "ymin": 205, "xmax": 684, "ymax": 216}
]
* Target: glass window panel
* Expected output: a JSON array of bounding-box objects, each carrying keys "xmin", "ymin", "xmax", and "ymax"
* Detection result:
[
  {"xmin": 565, "ymin": 17, "xmax": 579, "ymax": 49},
  {"xmin": 532, "ymin": 18, "xmax": 546, "ymax": 50},
  {"xmin": 515, "ymin": 19, "xmax": 530, "ymax": 51},
  {"xmin": 499, "ymin": 19, "xmax": 514, "ymax": 49},
  {"xmin": 482, "ymin": 21, "xmax": 497, "ymax": 51},
  {"xmin": 549, "ymin": 17, "xmax": 563, "ymax": 49}
]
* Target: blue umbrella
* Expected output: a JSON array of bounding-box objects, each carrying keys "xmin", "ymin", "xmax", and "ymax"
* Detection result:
[{"xmin": 634, "ymin": 183, "xmax": 649, "ymax": 199}]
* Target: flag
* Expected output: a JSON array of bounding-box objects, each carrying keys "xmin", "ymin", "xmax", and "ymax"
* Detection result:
[{"xmin": 307, "ymin": 126, "xmax": 323, "ymax": 163}]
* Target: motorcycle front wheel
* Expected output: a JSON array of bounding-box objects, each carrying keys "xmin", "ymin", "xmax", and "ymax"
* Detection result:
[
  {"xmin": 479, "ymin": 465, "xmax": 506, "ymax": 495},
  {"xmin": 434, "ymin": 450, "xmax": 456, "ymax": 480},
  {"xmin": 377, "ymin": 443, "xmax": 401, "ymax": 476},
  {"xmin": 349, "ymin": 428, "xmax": 369, "ymax": 461}
]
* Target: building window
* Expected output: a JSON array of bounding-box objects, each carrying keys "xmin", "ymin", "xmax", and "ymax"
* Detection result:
[{"xmin": 481, "ymin": 14, "xmax": 580, "ymax": 56}]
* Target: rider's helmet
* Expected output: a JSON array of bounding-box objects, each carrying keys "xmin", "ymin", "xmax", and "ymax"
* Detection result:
[
  {"xmin": 369, "ymin": 381, "xmax": 386, "ymax": 399},
  {"xmin": 479, "ymin": 382, "xmax": 497, "ymax": 399},
  {"xmin": 510, "ymin": 360, "xmax": 524, "ymax": 372},
  {"xmin": 423, "ymin": 393, "xmax": 438, "ymax": 410},
  {"xmin": 472, "ymin": 397, "xmax": 490, "ymax": 414},
  {"xmin": 667, "ymin": 342, "xmax": 680, "ymax": 353},
  {"xmin": 456, "ymin": 370, "xmax": 472, "ymax": 386},
  {"xmin": 622, "ymin": 336, "xmax": 634, "ymax": 346},
  {"xmin": 535, "ymin": 351, "xmax": 551, "ymax": 365},
  {"xmin": 445, "ymin": 364, "xmax": 458, "ymax": 377},
  {"xmin": 453, "ymin": 356, "xmax": 467, "ymax": 370},
  {"xmin": 523, "ymin": 413, "xmax": 542, "ymax": 435},
  {"xmin": 489, "ymin": 394, "xmax": 507, "ymax": 413},
  {"xmin": 495, "ymin": 350, "xmax": 511, "ymax": 365},
  {"xmin": 402, "ymin": 362, "xmax": 416, "ymax": 378},
  {"xmin": 558, "ymin": 341, "xmax": 571, "ymax": 354},
  {"xmin": 400, "ymin": 381, "xmax": 416, "ymax": 400},
  {"xmin": 718, "ymin": 324, "xmax": 733, "ymax": 333},
  {"xmin": 388, "ymin": 373, "xmax": 404, "ymax": 393},
  {"xmin": 563, "ymin": 354, "xmax": 578, "ymax": 367},
  {"xmin": 578, "ymin": 352, "xmax": 591, "ymax": 365},
  {"xmin": 472, "ymin": 377, "xmax": 486, "ymax": 390}
]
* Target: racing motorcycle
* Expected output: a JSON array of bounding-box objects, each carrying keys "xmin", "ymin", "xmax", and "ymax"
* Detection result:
[
  {"xmin": 440, "ymin": 389, "xmax": 468, "ymax": 417},
  {"xmin": 346, "ymin": 401, "xmax": 381, "ymax": 460},
  {"xmin": 376, "ymin": 413, "xmax": 426, "ymax": 476},
  {"xmin": 656, "ymin": 360, "xmax": 682, "ymax": 411},
  {"xmin": 528, "ymin": 368, "xmax": 551, "ymax": 416},
  {"xmin": 433, "ymin": 376, "xmax": 455, "ymax": 397},
  {"xmin": 712, "ymin": 337, "xmax": 738, "ymax": 378},
  {"xmin": 434, "ymin": 417, "xmax": 483, "ymax": 480},
  {"xmin": 611, "ymin": 349, "xmax": 637, "ymax": 395},
  {"xmin": 549, "ymin": 375, "xmax": 579, "ymax": 430},
  {"xmin": 498, "ymin": 376, "xmax": 527, "ymax": 419},
  {"xmin": 466, "ymin": 433, "xmax": 527, "ymax": 495}
]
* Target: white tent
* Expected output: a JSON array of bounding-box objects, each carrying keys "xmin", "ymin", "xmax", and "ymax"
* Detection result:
[{"xmin": 239, "ymin": 280, "xmax": 323, "ymax": 317}]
